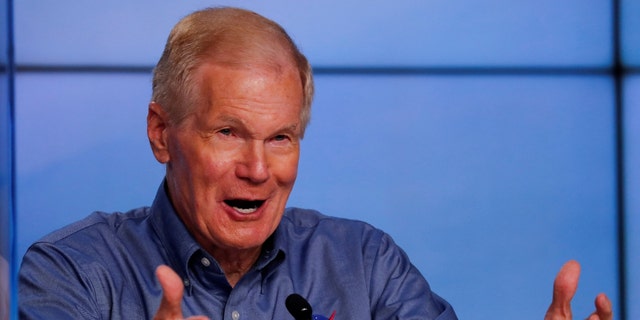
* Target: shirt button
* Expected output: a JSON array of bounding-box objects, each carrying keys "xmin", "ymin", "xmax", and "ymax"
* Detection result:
[
  {"xmin": 201, "ymin": 257, "xmax": 211, "ymax": 267},
  {"xmin": 183, "ymin": 278, "xmax": 190, "ymax": 287},
  {"xmin": 232, "ymin": 310, "xmax": 240, "ymax": 320}
]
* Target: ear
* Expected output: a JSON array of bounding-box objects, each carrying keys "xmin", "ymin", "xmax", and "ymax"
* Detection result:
[{"xmin": 147, "ymin": 101, "xmax": 171, "ymax": 164}]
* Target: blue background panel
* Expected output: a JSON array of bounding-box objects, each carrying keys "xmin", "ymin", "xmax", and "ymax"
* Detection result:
[
  {"xmin": 1, "ymin": 0, "xmax": 13, "ymax": 317},
  {"xmin": 17, "ymin": 73, "xmax": 618, "ymax": 319},
  {"xmin": 15, "ymin": 72, "xmax": 164, "ymax": 256},
  {"xmin": 14, "ymin": 0, "xmax": 612, "ymax": 67},
  {"xmin": 624, "ymin": 75, "xmax": 640, "ymax": 320},
  {"xmin": 622, "ymin": 0, "xmax": 640, "ymax": 66}
]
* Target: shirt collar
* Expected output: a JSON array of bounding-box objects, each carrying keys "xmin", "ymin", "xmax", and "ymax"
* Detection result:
[
  {"xmin": 254, "ymin": 227, "xmax": 285, "ymax": 271},
  {"xmin": 149, "ymin": 180, "xmax": 201, "ymax": 281}
]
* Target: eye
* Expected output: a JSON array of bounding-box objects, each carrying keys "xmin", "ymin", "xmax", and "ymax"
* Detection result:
[
  {"xmin": 273, "ymin": 134, "xmax": 289, "ymax": 142},
  {"xmin": 218, "ymin": 128, "xmax": 232, "ymax": 136}
]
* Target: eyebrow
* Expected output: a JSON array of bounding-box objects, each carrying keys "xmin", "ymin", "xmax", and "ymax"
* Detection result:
[
  {"xmin": 214, "ymin": 115, "xmax": 301, "ymax": 136},
  {"xmin": 217, "ymin": 115, "xmax": 245, "ymax": 127},
  {"xmin": 278, "ymin": 124, "xmax": 300, "ymax": 134}
]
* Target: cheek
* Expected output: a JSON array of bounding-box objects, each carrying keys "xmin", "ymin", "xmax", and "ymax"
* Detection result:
[
  {"xmin": 273, "ymin": 153, "xmax": 299, "ymax": 186},
  {"xmin": 173, "ymin": 142, "xmax": 236, "ymax": 181},
  {"xmin": 195, "ymin": 157, "xmax": 238, "ymax": 186}
]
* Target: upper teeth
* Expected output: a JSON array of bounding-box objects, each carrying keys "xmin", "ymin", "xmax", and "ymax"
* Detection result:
[{"xmin": 234, "ymin": 207, "xmax": 258, "ymax": 214}]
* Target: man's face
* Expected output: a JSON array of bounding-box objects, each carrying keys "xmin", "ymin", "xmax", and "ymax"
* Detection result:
[{"xmin": 159, "ymin": 62, "xmax": 303, "ymax": 255}]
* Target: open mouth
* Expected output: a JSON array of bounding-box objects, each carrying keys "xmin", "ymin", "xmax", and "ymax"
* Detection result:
[{"xmin": 224, "ymin": 199, "xmax": 265, "ymax": 214}]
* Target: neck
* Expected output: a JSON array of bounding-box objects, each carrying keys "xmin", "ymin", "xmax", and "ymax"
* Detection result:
[{"xmin": 209, "ymin": 246, "xmax": 262, "ymax": 287}]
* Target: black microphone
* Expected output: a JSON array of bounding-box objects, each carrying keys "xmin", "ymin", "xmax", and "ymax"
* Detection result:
[{"xmin": 286, "ymin": 293, "xmax": 313, "ymax": 320}]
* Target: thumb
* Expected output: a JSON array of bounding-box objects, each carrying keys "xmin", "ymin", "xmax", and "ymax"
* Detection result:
[
  {"xmin": 545, "ymin": 260, "xmax": 581, "ymax": 320},
  {"xmin": 154, "ymin": 265, "xmax": 186, "ymax": 320}
]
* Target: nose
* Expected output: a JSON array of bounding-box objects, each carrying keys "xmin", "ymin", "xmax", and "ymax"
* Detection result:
[{"xmin": 235, "ymin": 140, "xmax": 270, "ymax": 184}]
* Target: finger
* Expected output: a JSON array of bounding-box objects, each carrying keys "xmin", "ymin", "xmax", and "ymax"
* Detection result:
[
  {"xmin": 594, "ymin": 293, "xmax": 613, "ymax": 320},
  {"xmin": 586, "ymin": 313, "xmax": 599, "ymax": 320},
  {"xmin": 154, "ymin": 265, "xmax": 185, "ymax": 320},
  {"xmin": 544, "ymin": 260, "xmax": 581, "ymax": 320}
]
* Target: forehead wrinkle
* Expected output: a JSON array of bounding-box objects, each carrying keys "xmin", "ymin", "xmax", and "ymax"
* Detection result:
[
  {"xmin": 209, "ymin": 99, "xmax": 291, "ymax": 123},
  {"xmin": 199, "ymin": 61, "xmax": 301, "ymax": 101}
]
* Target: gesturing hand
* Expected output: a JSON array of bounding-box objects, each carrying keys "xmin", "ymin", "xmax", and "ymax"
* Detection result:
[
  {"xmin": 153, "ymin": 265, "xmax": 210, "ymax": 320},
  {"xmin": 544, "ymin": 260, "xmax": 612, "ymax": 320}
]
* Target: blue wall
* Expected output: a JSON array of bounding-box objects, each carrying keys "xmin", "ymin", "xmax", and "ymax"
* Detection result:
[
  {"xmin": 11, "ymin": 1, "xmax": 639, "ymax": 319},
  {"xmin": 0, "ymin": 0, "xmax": 14, "ymax": 318}
]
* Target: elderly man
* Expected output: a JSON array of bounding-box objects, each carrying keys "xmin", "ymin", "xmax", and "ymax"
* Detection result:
[{"xmin": 19, "ymin": 7, "xmax": 611, "ymax": 320}]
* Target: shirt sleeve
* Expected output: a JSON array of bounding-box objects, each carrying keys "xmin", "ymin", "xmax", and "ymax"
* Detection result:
[
  {"xmin": 366, "ymin": 232, "xmax": 458, "ymax": 320},
  {"xmin": 19, "ymin": 242, "xmax": 101, "ymax": 320}
]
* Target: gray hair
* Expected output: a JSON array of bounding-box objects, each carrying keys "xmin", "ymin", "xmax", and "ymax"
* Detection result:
[{"xmin": 151, "ymin": 7, "xmax": 314, "ymax": 135}]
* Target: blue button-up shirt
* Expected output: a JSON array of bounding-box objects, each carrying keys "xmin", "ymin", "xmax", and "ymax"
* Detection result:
[{"xmin": 19, "ymin": 183, "xmax": 457, "ymax": 319}]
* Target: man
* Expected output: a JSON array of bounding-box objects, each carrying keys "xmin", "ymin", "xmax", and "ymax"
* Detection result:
[{"xmin": 19, "ymin": 7, "xmax": 612, "ymax": 320}]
